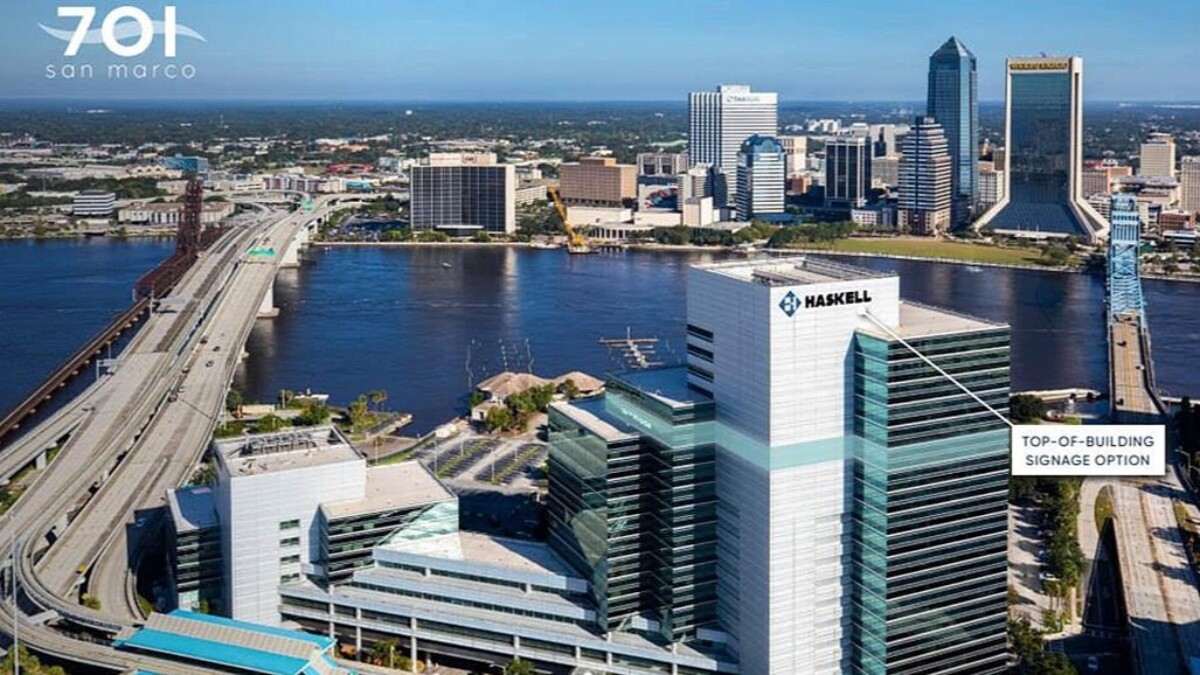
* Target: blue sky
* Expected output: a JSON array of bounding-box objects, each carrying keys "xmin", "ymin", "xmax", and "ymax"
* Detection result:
[{"xmin": 1, "ymin": 0, "xmax": 1196, "ymax": 101}]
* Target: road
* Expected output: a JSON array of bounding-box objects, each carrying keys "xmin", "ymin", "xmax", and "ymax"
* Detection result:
[
  {"xmin": 0, "ymin": 195, "xmax": 359, "ymax": 672},
  {"xmin": 1111, "ymin": 317, "xmax": 1157, "ymax": 417}
]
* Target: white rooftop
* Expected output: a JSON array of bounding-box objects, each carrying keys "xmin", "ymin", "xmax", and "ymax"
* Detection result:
[
  {"xmin": 381, "ymin": 531, "xmax": 578, "ymax": 578},
  {"xmin": 858, "ymin": 301, "xmax": 1004, "ymax": 340},
  {"xmin": 321, "ymin": 461, "xmax": 453, "ymax": 519},
  {"xmin": 215, "ymin": 426, "xmax": 361, "ymax": 477},
  {"xmin": 166, "ymin": 485, "xmax": 218, "ymax": 534},
  {"xmin": 696, "ymin": 255, "xmax": 891, "ymax": 287}
]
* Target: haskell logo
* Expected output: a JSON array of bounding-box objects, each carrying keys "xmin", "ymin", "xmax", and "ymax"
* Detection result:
[
  {"xmin": 779, "ymin": 291, "xmax": 802, "ymax": 317},
  {"xmin": 780, "ymin": 289, "xmax": 874, "ymax": 316}
]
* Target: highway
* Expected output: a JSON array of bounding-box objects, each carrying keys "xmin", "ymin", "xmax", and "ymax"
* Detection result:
[
  {"xmin": 1111, "ymin": 315, "xmax": 1159, "ymax": 419},
  {"xmin": 0, "ymin": 195, "xmax": 358, "ymax": 672}
]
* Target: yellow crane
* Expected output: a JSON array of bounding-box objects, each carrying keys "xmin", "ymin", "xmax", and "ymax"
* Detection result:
[{"xmin": 547, "ymin": 186, "xmax": 594, "ymax": 255}]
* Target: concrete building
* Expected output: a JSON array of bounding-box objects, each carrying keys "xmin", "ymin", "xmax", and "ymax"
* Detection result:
[
  {"xmin": 1139, "ymin": 133, "xmax": 1176, "ymax": 178},
  {"xmin": 736, "ymin": 135, "xmax": 787, "ymax": 222},
  {"xmin": 686, "ymin": 258, "xmax": 1010, "ymax": 674},
  {"xmin": 119, "ymin": 201, "xmax": 236, "ymax": 225},
  {"xmin": 976, "ymin": 56, "xmax": 1106, "ymax": 241},
  {"xmin": 927, "ymin": 36, "xmax": 979, "ymax": 227},
  {"xmin": 166, "ymin": 427, "xmax": 456, "ymax": 626},
  {"xmin": 898, "ymin": 117, "xmax": 953, "ymax": 235},
  {"xmin": 410, "ymin": 159, "xmax": 517, "ymax": 235},
  {"xmin": 978, "ymin": 162, "xmax": 1006, "ymax": 208},
  {"xmin": 1081, "ymin": 161, "xmax": 1132, "ymax": 199},
  {"xmin": 514, "ymin": 183, "xmax": 548, "ymax": 205},
  {"xmin": 825, "ymin": 135, "xmax": 873, "ymax": 209},
  {"xmin": 558, "ymin": 156, "xmax": 637, "ymax": 207},
  {"xmin": 1180, "ymin": 156, "xmax": 1200, "ymax": 215},
  {"xmin": 72, "ymin": 190, "xmax": 116, "ymax": 217},
  {"xmin": 681, "ymin": 165, "xmax": 715, "ymax": 202},
  {"xmin": 636, "ymin": 152, "xmax": 687, "ymax": 177},
  {"xmin": 683, "ymin": 196, "xmax": 717, "ymax": 227},
  {"xmin": 779, "ymin": 135, "xmax": 809, "ymax": 178},
  {"xmin": 870, "ymin": 125, "xmax": 900, "ymax": 158},
  {"xmin": 688, "ymin": 84, "xmax": 779, "ymax": 206},
  {"xmin": 871, "ymin": 154, "xmax": 901, "ymax": 189}
]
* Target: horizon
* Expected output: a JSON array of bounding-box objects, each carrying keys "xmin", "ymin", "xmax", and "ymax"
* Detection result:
[{"xmin": 1, "ymin": 1, "xmax": 1197, "ymax": 102}]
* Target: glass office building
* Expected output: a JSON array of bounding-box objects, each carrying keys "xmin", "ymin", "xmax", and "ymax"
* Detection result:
[
  {"xmin": 547, "ymin": 367, "xmax": 720, "ymax": 644},
  {"xmin": 977, "ymin": 57, "xmax": 1106, "ymax": 241},
  {"xmin": 850, "ymin": 319, "xmax": 1011, "ymax": 675},
  {"xmin": 926, "ymin": 37, "xmax": 978, "ymax": 228}
]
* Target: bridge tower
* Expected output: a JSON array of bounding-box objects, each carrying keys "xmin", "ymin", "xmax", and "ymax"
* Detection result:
[{"xmin": 1107, "ymin": 193, "xmax": 1144, "ymax": 322}]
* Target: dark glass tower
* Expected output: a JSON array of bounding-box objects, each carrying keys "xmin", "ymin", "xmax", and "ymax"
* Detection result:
[{"xmin": 927, "ymin": 36, "xmax": 979, "ymax": 228}]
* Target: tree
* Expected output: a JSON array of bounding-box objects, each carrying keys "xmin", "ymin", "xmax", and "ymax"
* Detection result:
[
  {"xmin": 468, "ymin": 390, "xmax": 487, "ymax": 408},
  {"xmin": 257, "ymin": 413, "xmax": 287, "ymax": 433},
  {"xmin": 279, "ymin": 389, "xmax": 296, "ymax": 408},
  {"xmin": 0, "ymin": 644, "xmax": 69, "ymax": 675},
  {"xmin": 560, "ymin": 378, "xmax": 581, "ymax": 400},
  {"xmin": 504, "ymin": 658, "xmax": 535, "ymax": 675},
  {"xmin": 472, "ymin": 231, "xmax": 493, "ymax": 243},
  {"xmin": 348, "ymin": 395, "xmax": 372, "ymax": 431},
  {"xmin": 225, "ymin": 387, "xmax": 244, "ymax": 412},
  {"xmin": 295, "ymin": 402, "xmax": 333, "ymax": 426},
  {"xmin": 1010, "ymin": 394, "xmax": 1047, "ymax": 424},
  {"xmin": 369, "ymin": 389, "xmax": 388, "ymax": 412},
  {"xmin": 485, "ymin": 405, "xmax": 514, "ymax": 433}
]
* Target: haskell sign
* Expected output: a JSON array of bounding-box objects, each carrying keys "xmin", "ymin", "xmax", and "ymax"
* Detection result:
[
  {"xmin": 779, "ymin": 289, "xmax": 873, "ymax": 317},
  {"xmin": 1010, "ymin": 60, "xmax": 1069, "ymax": 72}
]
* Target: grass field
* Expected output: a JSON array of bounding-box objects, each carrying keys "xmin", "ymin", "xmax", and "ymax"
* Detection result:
[{"xmin": 789, "ymin": 237, "xmax": 1051, "ymax": 266}]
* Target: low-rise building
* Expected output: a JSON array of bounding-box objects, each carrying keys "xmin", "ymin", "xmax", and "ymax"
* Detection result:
[
  {"xmin": 72, "ymin": 190, "xmax": 116, "ymax": 217},
  {"xmin": 119, "ymin": 201, "xmax": 235, "ymax": 225}
]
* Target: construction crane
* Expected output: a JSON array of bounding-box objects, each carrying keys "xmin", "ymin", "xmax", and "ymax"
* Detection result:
[{"xmin": 547, "ymin": 185, "xmax": 594, "ymax": 255}]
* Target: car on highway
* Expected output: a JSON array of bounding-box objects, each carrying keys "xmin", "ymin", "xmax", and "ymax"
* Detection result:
[
  {"xmin": 205, "ymin": 360, "xmax": 214, "ymax": 368},
  {"xmin": 1086, "ymin": 656, "xmax": 1099, "ymax": 672}
]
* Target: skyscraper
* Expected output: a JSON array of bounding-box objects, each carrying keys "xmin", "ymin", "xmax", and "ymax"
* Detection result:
[
  {"xmin": 410, "ymin": 155, "xmax": 516, "ymax": 235},
  {"xmin": 688, "ymin": 84, "xmax": 779, "ymax": 207},
  {"xmin": 898, "ymin": 117, "xmax": 953, "ymax": 235},
  {"xmin": 976, "ymin": 56, "xmax": 1107, "ymax": 241},
  {"xmin": 1181, "ymin": 156, "xmax": 1200, "ymax": 215},
  {"xmin": 736, "ymin": 135, "xmax": 787, "ymax": 221},
  {"xmin": 825, "ymin": 135, "xmax": 873, "ymax": 209},
  {"xmin": 1139, "ymin": 133, "xmax": 1177, "ymax": 178},
  {"xmin": 927, "ymin": 36, "xmax": 978, "ymax": 227}
]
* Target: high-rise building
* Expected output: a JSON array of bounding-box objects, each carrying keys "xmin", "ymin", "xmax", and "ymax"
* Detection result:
[
  {"xmin": 871, "ymin": 154, "xmax": 901, "ymax": 189},
  {"xmin": 685, "ymin": 257, "xmax": 1011, "ymax": 674},
  {"xmin": 979, "ymin": 161, "xmax": 1006, "ymax": 208},
  {"xmin": 870, "ymin": 124, "xmax": 900, "ymax": 158},
  {"xmin": 1139, "ymin": 133, "xmax": 1177, "ymax": 178},
  {"xmin": 976, "ymin": 56, "xmax": 1106, "ymax": 241},
  {"xmin": 1181, "ymin": 156, "xmax": 1200, "ymax": 215},
  {"xmin": 736, "ymin": 135, "xmax": 787, "ymax": 221},
  {"xmin": 558, "ymin": 156, "xmax": 637, "ymax": 207},
  {"xmin": 825, "ymin": 135, "xmax": 873, "ymax": 209},
  {"xmin": 637, "ymin": 152, "xmax": 688, "ymax": 177},
  {"xmin": 779, "ymin": 135, "xmax": 808, "ymax": 178},
  {"xmin": 927, "ymin": 36, "xmax": 979, "ymax": 227},
  {"xmin": 688, "ymin": 84, "xmax": 779, "ymax": 207},
  {"xmin": 410, "ymin": 158, "xmax": 516, "ymax": 235},
  {"xmin": 1081, "ymin": 160, "xmax": 1132, "ymax": 199},
  {"xmin": 898, "ymin": 117, "xmax": 953, "ymax": 235}
]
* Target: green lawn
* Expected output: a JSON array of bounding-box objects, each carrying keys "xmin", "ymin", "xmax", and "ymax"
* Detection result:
[{"xmin": 790, "ymin": 237, "xmax": 1050, "ymax": 266}]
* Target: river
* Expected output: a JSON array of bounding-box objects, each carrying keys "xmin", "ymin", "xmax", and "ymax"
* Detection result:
[{"xmin": 1, "ymin": 241, "xmax": 1196, "ymax": 434}]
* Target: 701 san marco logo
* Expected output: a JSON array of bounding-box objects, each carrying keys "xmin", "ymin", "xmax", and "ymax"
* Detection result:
[{"xmin": 42, "ymin": 5, "xmax": 206, "ymax": 81}]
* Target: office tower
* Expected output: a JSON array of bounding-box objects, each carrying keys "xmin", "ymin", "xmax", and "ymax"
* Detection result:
[
  {"xmin": 736, "ymin": 135, "xmax": 787, "ymax": 221},
  {"xmin": 410, "ymin": 158, "xmax": 516, "ymax": 235},
  {"xmin": 72, "ymin": 190, "xmax": 116, "ymax": 216},
  {"xmin": 1081, "ymin": 160, "xmax": 1132, "ymax": 199},
  {"xmin": 637, "ymin": 152, "xmax": 688, "ymax": 177},
  {"xmin": 685, "ymin": 257, "xmax": 1010, "ymax": 674},
  {"xmin": 1181, "ymin": 156, "xmax": 1200, "ymax": 214},
  {"xmin": 979, "ymin": 162, "xmax": 1006, "ymax": 208},
  {"xmin": 976, "ymin": 56, "xmax": 1106, "ymax": 241},
  {"xmin": 927, "ymin": 36, "xmax": 979, "ymax": 227},
  {"xmin": 196, "ymin": 427, "xmax": 454, "ymax": 625},
  {"xmin": 689, "ymin": 84, "xmax": 779, "ymax": 207},
  {"xmin": 870, "ymin": 124, "xmax": 899, "ymax": 158},
  {"xmin": 558, "ymin": 156, "xmax": 637, "ymax": 207},
  {"xmin": 825, "ymin": 135, "xmax": 873, "ymax": 209},
  {"xmin": 871, "ymin": 154, "xmax": 901, "ymax": 189},
  {"xmin": 898, "ymin": 117, "xmax": 953, "ymax": 235},
  {"xmin": 779, "ymin": 135, "xmax": 809, "ymax": 178},
  {"xmin": 1139, "ymin": 133, "xmax": 1177, "ymax": 178}
]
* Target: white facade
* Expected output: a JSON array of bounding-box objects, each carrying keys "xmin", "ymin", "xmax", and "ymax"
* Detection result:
[
  {"xmin": 1139, "ymin": 133, "xmax": 1176, "ymax": 178},
  {"xmin": 779, "ymin": 135, "xmax": 808, "ymax": 178},
  {"xmin": 1181, "ymin": 156, "xmax": 1200, "ymax": 215},
  {"xmin": 687, "ymin": 259, "xmax": 900, "ymax": 674},
  {"xmin": 688, "ymin": 85, "xmax": 778, "ymax": 206},
  {"xmin": 979, "ymin": 164, "xmax": 1006, "ymax": 207},
  {"xmin": 72, "ymin": 191, "xmax": 116, "ymax": 217},
  {"xmin": 213, "ymin": 429, "xmax": 366, "ymax": 626}
]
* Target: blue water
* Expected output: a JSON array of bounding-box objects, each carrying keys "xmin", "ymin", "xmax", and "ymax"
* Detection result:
[
  {"xmin": 0, "ymin": 238, "xmax": 172, "ymax": 414},
  {"xmin": 0, "ymin": 241, "xmax": 1196, "ymax": 434},
  {"xmin": 232, "ymin": 247, "xmax": 1200, "ymax": 433}
]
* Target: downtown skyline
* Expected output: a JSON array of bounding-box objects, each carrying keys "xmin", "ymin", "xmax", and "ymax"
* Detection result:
[{"xmin": 0, "ymin": 0, "xmax": 1196, "ymax": 102}]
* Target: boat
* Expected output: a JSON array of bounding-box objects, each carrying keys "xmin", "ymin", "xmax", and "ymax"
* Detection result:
[{"xmin": 441, "ymin": 261, "xmax": 453, "ymax": 269}]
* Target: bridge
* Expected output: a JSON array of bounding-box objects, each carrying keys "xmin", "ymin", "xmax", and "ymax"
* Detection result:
[
  {"xmin": 0, "ymin": 188, "xmax": 363, "ymax": 672},
  {"xmin": 1074, "ymin": 193, "xmax": 1200, "ymax": 675}
]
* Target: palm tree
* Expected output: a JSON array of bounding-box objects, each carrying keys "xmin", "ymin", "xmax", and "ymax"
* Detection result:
[{"xmin": 504, "ymin": 658, "xmax": 535, "ymax": 675}]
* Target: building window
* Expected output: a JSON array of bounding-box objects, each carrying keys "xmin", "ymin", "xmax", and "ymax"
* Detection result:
[
  {"xmin": 280, "ymin": 537, "xmax": 301, "ymax": 548},
  {"xmin": 281, "ymin": 554, "xmax": 301, "ymax": 565},
  {"xmin": 279, "ymin": 519, "xmax": 300, "ymax": 531}
]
